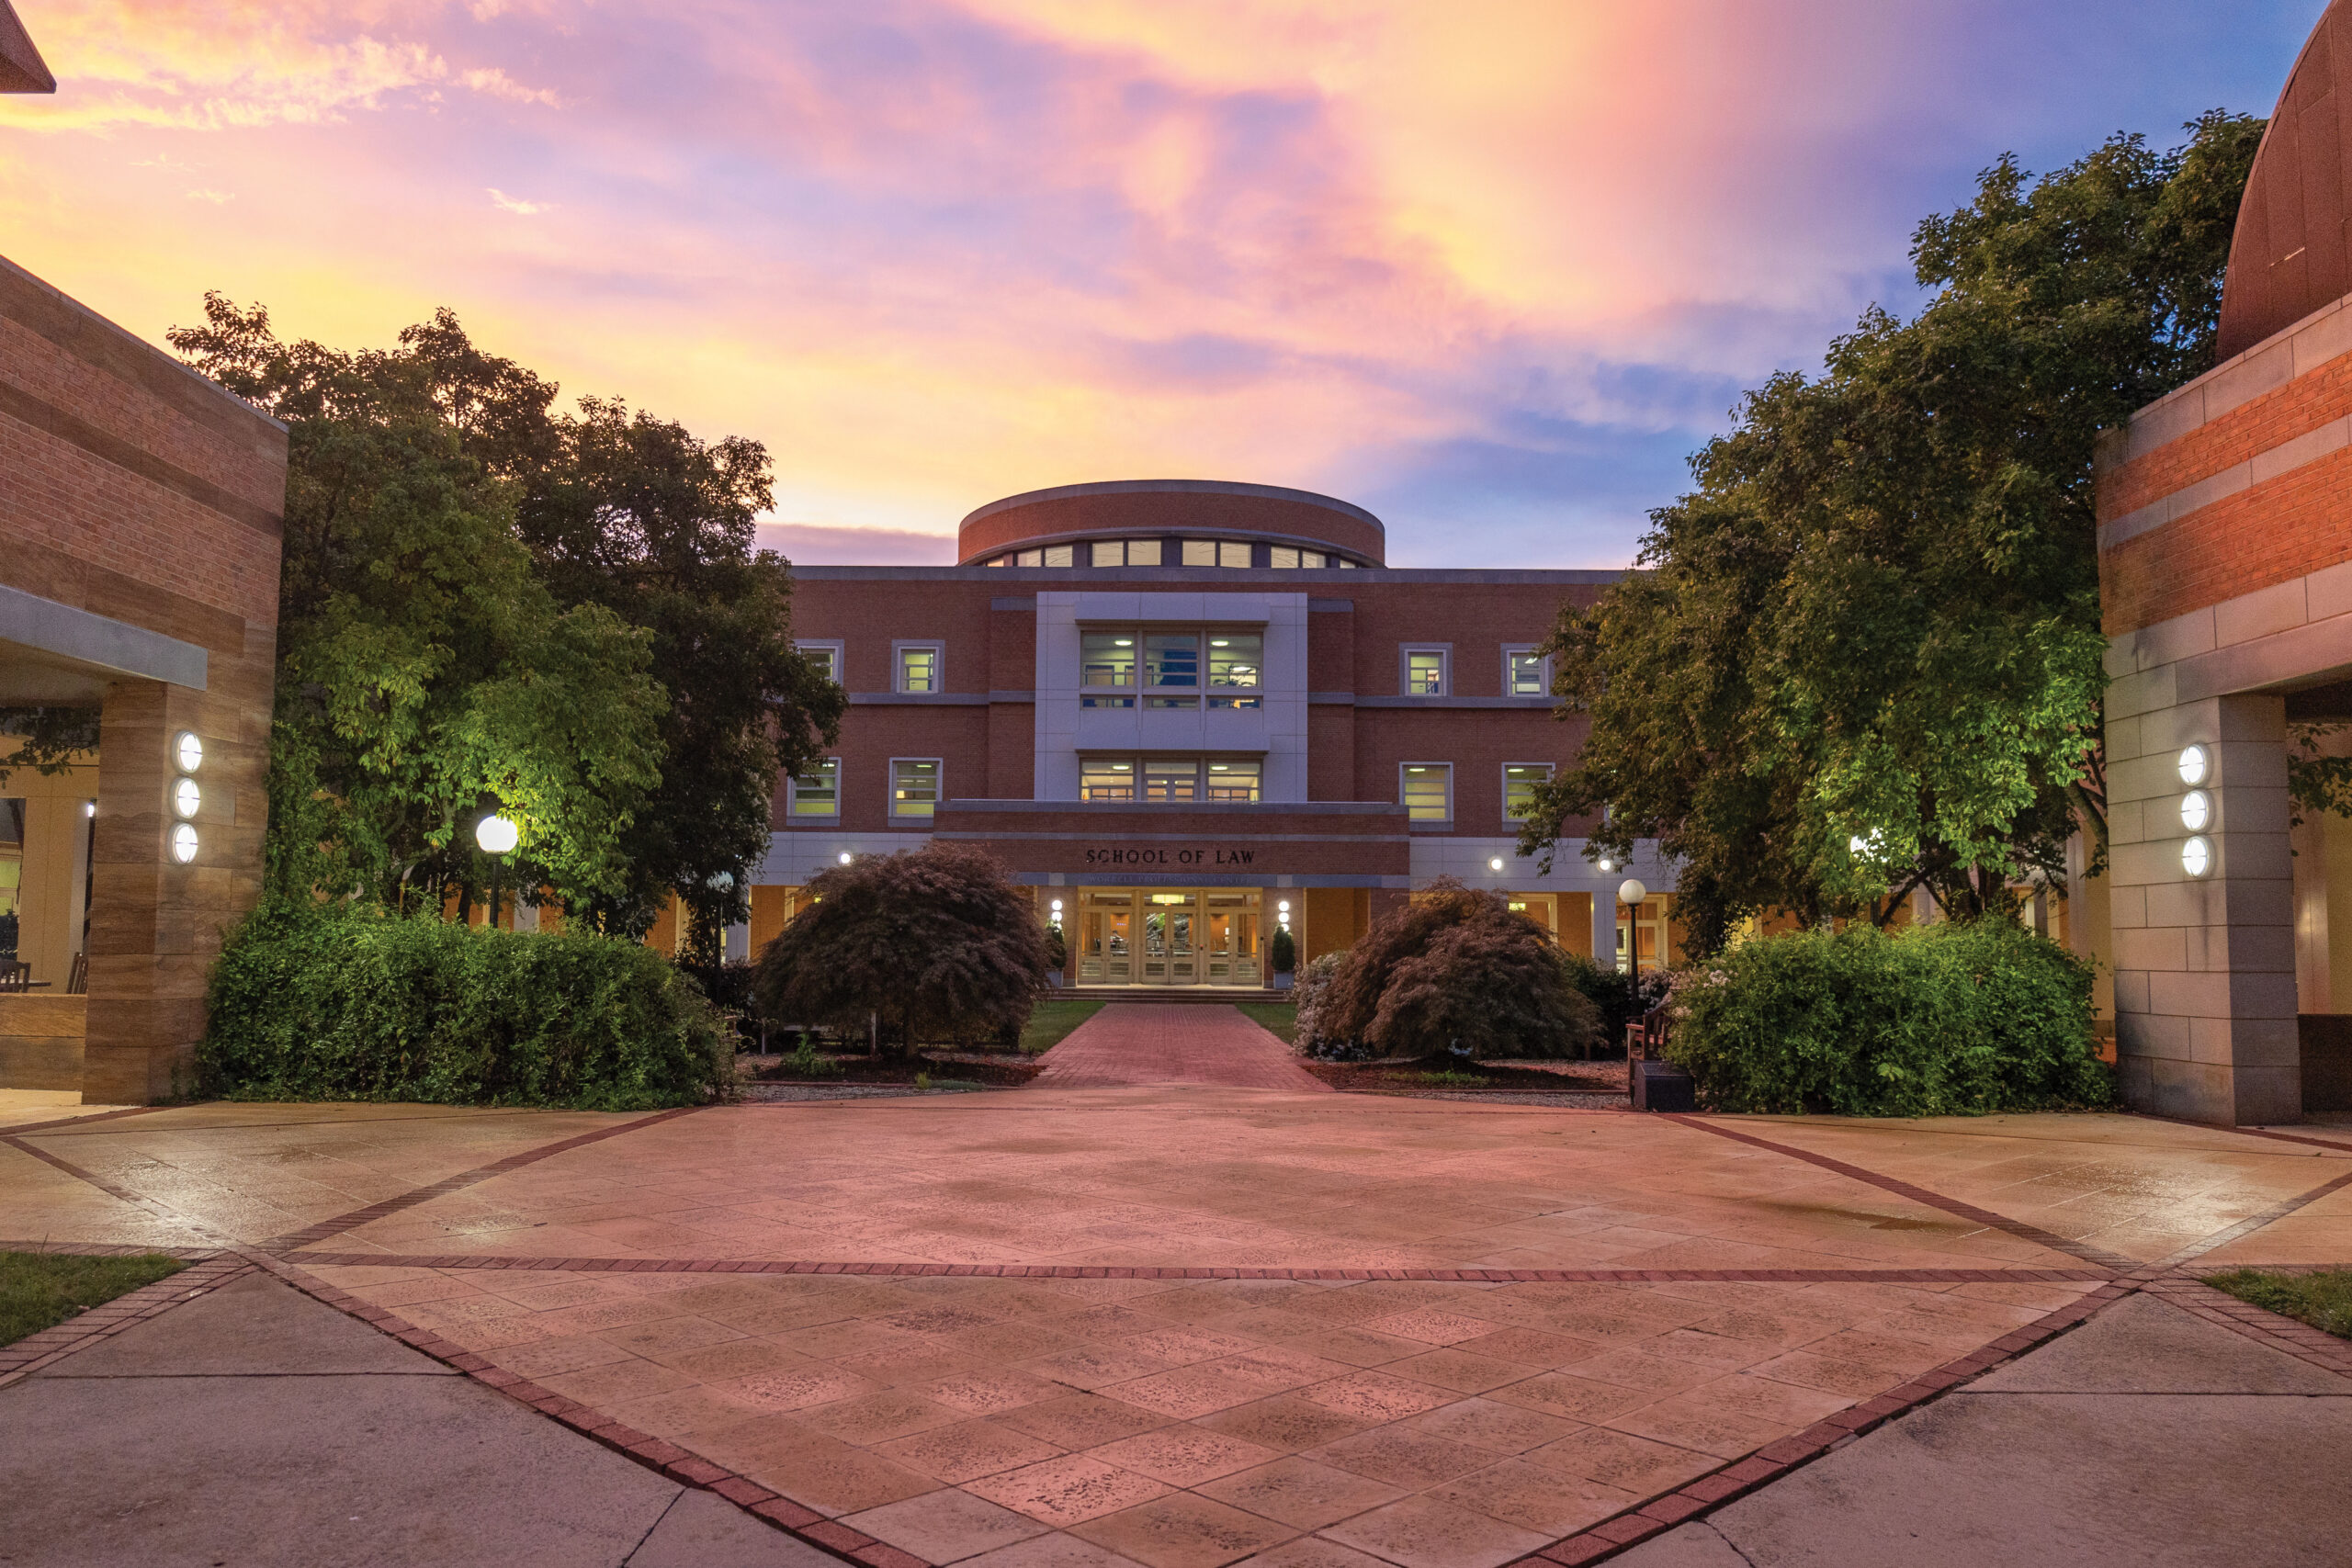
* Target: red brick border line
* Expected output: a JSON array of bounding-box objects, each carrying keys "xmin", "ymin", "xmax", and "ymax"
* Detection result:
[
  {"xmin": 0, "ymin": 1252, "xmax": 251, "ymax": 1389},
  {"xmin": 0, "ymin": 1104, "xmax": 165, "ymax": 1137},
  {"xmin": 1504, "ymin": 1278, "xmax": 2137, "ymax": 1566},
  {"xmin": 276, "ymin": 1253, "xmax": 2116, "ymax": 1285},
  {"xmin": 2140, "ymin": 1166, "xmax": 2352, "ymax": 1275},
  {"xmin": 2143, "ymin": 1273, "xmax": 2352, "ymax": 1380},
  {"xmin": 0, "ymin": 1132, "xmax": 237, "ymax": 1247},
  {"xmin": 1658, "ymin": 1114, "xmax": 2143, "ymax": 1272},
  {"xmin": 0, "ymin": 1240, "xmax": 221, "ymax": 1260},
  {"xmin": 2134, "ymin": 1113, "xmax": 2352, "ymax": 1156},
  {"xmin": 260, "ymin": 1105, "xmax": 704, "ymax": 1252},
  {"xmin": 246, "ymin": 1251, "xmax": 933, "ymax": 1568}
]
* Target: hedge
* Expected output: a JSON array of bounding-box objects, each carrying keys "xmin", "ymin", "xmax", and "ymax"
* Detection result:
[
  {"xmin": 1665, "ymin": 919, "xmax": 2111, "ymax": 1116},
  {"xmin": 201, "ymin": 906, "xmax": 729, "ymax": 1109}
]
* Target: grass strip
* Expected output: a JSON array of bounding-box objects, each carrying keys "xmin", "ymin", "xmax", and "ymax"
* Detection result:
[
  {"xmin": 2202, "ymin": 1267, "xmax": 2352, "ymax": 1339},
  {"xmin": 1019, "ymin": 998, "xmax": 1109, "ymax": 1055},
  {"xmin": 1234, "ymin": 1001, "xmax": 1298, "ymax": 1044},
  {"xmin": 1, "ymin": 1251, "xmax": 187, "ymax": 1348}
]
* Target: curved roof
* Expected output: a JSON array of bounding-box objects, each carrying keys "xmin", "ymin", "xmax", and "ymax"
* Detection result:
[
  {"xmin": 2216, "ymin": 0, "xmax": 2352, "ymax": 360},
  {"xmin": 0, "ymin": 0, "xmax": 56, "ymax": 93},
  {"xmin": 956, "ymin": 479, "xmax": 1386, "ymax": 566}
]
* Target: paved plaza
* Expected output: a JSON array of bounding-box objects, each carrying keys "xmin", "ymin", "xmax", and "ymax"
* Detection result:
[{"xmin": 5, "ymin": 1004, "xmax": 2351, "ymax": 1566}]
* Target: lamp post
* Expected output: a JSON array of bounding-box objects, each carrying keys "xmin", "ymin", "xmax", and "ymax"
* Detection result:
[
  {"xmin": 1617, "ymin": 877, "xmax": 1648, "ymax": 979},
  {"xmin": 476, "ymin": 813, "xmax": 519, "ymax": 929}
]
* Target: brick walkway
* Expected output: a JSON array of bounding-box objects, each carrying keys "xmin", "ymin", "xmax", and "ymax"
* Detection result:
[{"xmin": 1028, "ymin": 1003, "xmax": 1331, "ymax": 1092}]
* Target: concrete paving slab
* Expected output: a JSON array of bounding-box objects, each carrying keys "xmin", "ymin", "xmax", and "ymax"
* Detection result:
[
  {"xmin": 628, "ymin": 1488, "xmax": 837, "ymax": 1567},
  {"xmin": 43, "ymin": 1267, "xmax": 451, "ymax": 1377},
  {"xmin": 1970, "ymin": 1293, "xmax": 2352, "ymax": 1395}
]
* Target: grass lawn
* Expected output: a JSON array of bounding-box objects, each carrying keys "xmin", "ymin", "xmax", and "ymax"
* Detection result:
[
  {"xmin": 2203, "ymin": 1268, "xmax": 2352, "ymax": 1339},
  {"xmin": 1, "ymin": 1251, "xmax": 187, "ymax": 1348},
  {"xmin": 1235, "ymin": 1000, "xmax": 1298, "ymax": 1044},
  {"xmin": 1019, "ymin": 998, "xmax": 1107, "ymax": 1055}
]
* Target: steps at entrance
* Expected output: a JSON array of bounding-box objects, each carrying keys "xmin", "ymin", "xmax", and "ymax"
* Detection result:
[{"xmin": 1057, "ymin": 987, "xmax": 1292, "ymax": 1005}]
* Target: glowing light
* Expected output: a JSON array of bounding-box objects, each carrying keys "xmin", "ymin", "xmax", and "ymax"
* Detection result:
[
  {"xmin": 2177, "ymin": 745, "xmax": 2209, "ymax": 785},
  {"xmin": 474, "ymin": 814, "xmax": 519, "ymax": 854},
  {"xmin": 169, "ymin": 822, "xmax": 198, "ymax": 863},
  {"xmin": 85, "ymin": 800, "xmax": 96, "ymax": 818},
  {"xmin": 838, "ymin": 851, "xmax": 854, "ymax": 865},
  {"xmin": 2183, "ymin": 836, "xmax": 2211, "ymax": 877},
  {"xmin": 1488, "ymin": 856, "xmax": 1505, "ymax": 872},
  {"xmin": 174, "ymin": 731, "xmax": 202, "ymax": 773},
  {"xmin": 172, "ymin": 777, "xmax": 200, "ymax": 818},
  {"xmin": 2180, "ymin": 791, "xmax": 2211, "ymax": 832},
  {"xmin": 1618, "ymin": 878, "xmax": 1648, "ymax": 908}
]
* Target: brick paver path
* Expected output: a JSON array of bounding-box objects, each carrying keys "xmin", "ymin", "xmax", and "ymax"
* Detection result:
[{"xmin": 1029, "ymin": 1003, "xmax": 1330, "ymax": 1091}]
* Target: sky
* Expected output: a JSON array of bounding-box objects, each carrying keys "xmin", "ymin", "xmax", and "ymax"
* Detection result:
[{"xmin": 0, "ymin": 1, "xmax": 2325, "ymax": 568}]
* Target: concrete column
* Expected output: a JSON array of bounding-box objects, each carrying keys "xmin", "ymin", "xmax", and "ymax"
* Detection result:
[
  {"xmin": 1591, "ymin": 893, "xmax": 1618, "ymax": 973},
  {"xmin": 2109, "ymin": 691, "xmax": 2301, "ymax": 1124}
]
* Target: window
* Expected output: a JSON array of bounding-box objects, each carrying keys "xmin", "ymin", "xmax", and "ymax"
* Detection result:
[
  {"xmin": 1402, "ymin": 648, "xmax": 1449, "ymax": 696},
  {"xmin": 1182, "ymin": 539, "xmax": 1216, "ymax": 567},
  {"xmin": 799, "ymin": 641, "xmax": 842, "ymax": 683},
  {"xmin": 1016, "ymin": 548, "xmax": 1044, "ymax": 567},
  {"xmin": 1269, "ymin": 547, "xmax": 1329, "ymax": 570},
  {"xmin": 896, "ymin": 643, "xmax": 942, "ymax": 694},
  {"xmin": 1092, "ymin": 540, "xmax": 1125, "ymax": 567},
  {"xmin": 1504, "ymin": 762, "xmax": 1552, "ymax": 822},
  {"xmin": 1505, "ymin": 646, "xmax": 1549, "ymax": 696},
  {"xmin": 1219, "ymin": 540, "xmax": 1250, "ymax": 568},
  {"xmin": 1206, "ymin": 633, "xmax": 1263, "ymax": 709},
  {"xmin": 1204, "ymin": 760, "xmax": 1261, "ymax": 802},
  {"xmin": 1144, "ymin": 759, "xmax": 1199, "ymax": 803},
  {"xmin": 987, "ymin": 556, "xmax": 1009, "ymax": 567},
  {"xmin": 1043, "ymin": 544, "xmax": 1075, "ymax": 567},
  {"xmin": 1338, "ymin": 558, "xmax": 1358, "ymax": 569},
  {"xmin": 1402, "ymin": 762, "xmax": 1453, "ymax": 823},
  {"xmin": 891, "ymin": 759, "xmax": 941, "ymax": 818},
  {"xmin": 1145, "ymin": 633, "xmax": 1199, "ymax": 707},
  {"xmin": 1081, "ymin": 759, "xmax": 1136, "ymax": 801},
  {"xmin": 790, "ymin": 758, "xmax": 840, "ymax": 818},
  {"xmin": 1126, "ymin": 538, "xmax": 1162, "ymax": 566},
  {"xmin": 1181, "ymin": 540, "xmax": 1251, "ymax": 567}
]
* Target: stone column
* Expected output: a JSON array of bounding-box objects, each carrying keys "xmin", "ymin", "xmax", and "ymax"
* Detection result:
[
  {"xmin": 2109, "ymin": 691, "xmax": 2301, "ymax": 1124},
  {"xmin": 1591, "ymin": 892, "xmax": 1619, "ymax": 974}
]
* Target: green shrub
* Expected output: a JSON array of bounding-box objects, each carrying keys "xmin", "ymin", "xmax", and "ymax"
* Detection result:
[
  {"xmin": 1269, "ymin": 926, "xmax": 1296, "ymax": 975},
  {"xmin": 1665, "ymin": 919, "xmax": 2110, "ymax": 1116},
  {"xmin": 202, "ymin": 905, "xmax": 729, "ymax": 1109}
]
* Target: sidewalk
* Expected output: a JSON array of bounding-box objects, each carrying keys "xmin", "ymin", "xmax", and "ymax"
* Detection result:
[
  {"xmin": 1613, "ymin": 1284, "xmax": 2352, "ymax": 1567},
  {"xmin": 0, "ymin": 1264, "xmax": 828, "ymax": 1568},
  {"xmin": 1028, "ymin": 1003, "xmax": 1329, "ymax": 1091}
]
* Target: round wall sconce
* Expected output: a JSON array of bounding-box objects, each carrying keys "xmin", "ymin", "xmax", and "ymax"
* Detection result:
[
  {"xmin": 837, "ymin": 851, "xmax": 853, "ymax": 865},
  {"xmin": 174, "ymin": 731, "xmax": 203, "ymax": 773},
  {"xmin": 85, "ymin": 800, "xmax": 96, "ymax": 818},
  {"xmin": 2177, "ymin": 745, "xmax": 2209, "ymax": 786},
  {"xmin": 172, "ymin": 777, "xmax": 200, "ymax": 818},
  {"xmin": 2183, "ymin": 836, "xmax": 2212, "ymax": 877},
  {"xmin": 2180, "ymin": 790, "xmax": 2211, "ymax": 832},
  {"xmin": 1597, "ymin": 856, "xmax": 1614, "ymax": 873},
  {"xmin": 1488, "ymin": 856, "xmax": 1506, "ymax": 872},
  {"xmin": 474, "ymin": 814, "xmax": 519, "ymax": 855},
  {"xmin": 169, "ymin": 822, "xmax": 199, "ymax": 863}
]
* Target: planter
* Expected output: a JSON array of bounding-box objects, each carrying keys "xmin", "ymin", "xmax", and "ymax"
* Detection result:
[
  {"xmin": 1047, "ymin": 973, "xmax": 1064, "ymax": 988},
  {"xmin": 1632, "ymin": 1059, "xmax": 1696, "ymax": 1112},
  {"xmin": 1272, "ymin": 973, "xmax": 1294, "ymax": 991}
]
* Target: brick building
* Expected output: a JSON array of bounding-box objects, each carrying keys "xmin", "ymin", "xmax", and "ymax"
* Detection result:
[
  {"xmin": 751, "ymin": 480, "xmax": 1675, "ymax": 987},
  {"xmin": 2096, "ymin": 0, "xmax": 2352, "ymax": 1123},
  {"xmin": 0, "ymin": 3, "xmax": 288, "ymax": 1100}
]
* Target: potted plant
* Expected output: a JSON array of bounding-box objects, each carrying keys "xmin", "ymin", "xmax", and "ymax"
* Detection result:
[
  {"xmin": 1045, "ymin": 922, "xmax": 1068, "ymax": 987},
  {"xmin": 1269, "ymin": 926, "xmax": 1296, "ymax": 990}
]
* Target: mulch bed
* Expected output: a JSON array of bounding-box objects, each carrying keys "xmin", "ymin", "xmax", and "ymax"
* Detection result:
[
  {"xmin": 1302, "ymin": 1057, "xmax": 1630, "ymax": 1099},
  {"xmin": 740, "ymin": 1051, "xmax": 1042, "ymax": 1089}
]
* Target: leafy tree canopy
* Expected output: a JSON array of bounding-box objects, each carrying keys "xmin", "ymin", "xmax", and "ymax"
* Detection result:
[
  {"xmin": 171, "ymin": 299, "xmax": 844, "ymax": 942},
  {"xmin": 1516, "ymin": 112, "xmax": 2265, "ymax": 952}
]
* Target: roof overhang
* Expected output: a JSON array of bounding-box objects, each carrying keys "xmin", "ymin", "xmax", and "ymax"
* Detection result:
[{"xmin": 0, "ymin": 1, "xmax": 55, "ymax": 94}]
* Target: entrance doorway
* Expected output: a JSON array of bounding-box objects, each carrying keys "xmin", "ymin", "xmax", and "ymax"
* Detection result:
[{"xmin": 1077, "ymin": 888, "xmax": 1263, "ymax": 987}]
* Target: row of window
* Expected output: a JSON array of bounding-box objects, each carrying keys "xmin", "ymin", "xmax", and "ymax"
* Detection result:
[
  {"xmin": 800, "ymin": 639, "xmax": 1554, "ymax": 700},
  {"xmin": 985, "ymin": 538, "xmax": 1365, "ymax": 570},
  {"xmin": 786, "ymin": 757, "xmax": 1555, "ymax": 823}
]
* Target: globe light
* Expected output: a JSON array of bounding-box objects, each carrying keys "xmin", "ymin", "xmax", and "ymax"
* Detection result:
[
  {"xmin": 1050, "ymin": 898, "xmax": 1064, "ymax": 912},
  {"xmin": 2177, "ymin": 745, "xmax": 2209, "ymax": 786},
  {"xmin": 1597, "ymin": 856, "xmax": 1614, "ymax": 873},
  {"xmin": 2183, "ymin": 836, "xmax": 2211, "ymax": 877},
  {"xmin": 838, "ymin": 851, "xmax": 854, "ymax": 865},
  {"xmin": 174, "ymin": 731, "xmax": 202, "ymax": 773},
  {"xmin": 1488, "ymin": 856, "xmax": 1506, "ymax": 872},
  {"xmin": 172, "ymin": 777, "xmax": 200, "ymax": 819},
  {"xmin": 474, "ymin": 814, "xmax": 519, "ymax": 854},
  {"xmin": 169, "ymin": 822, "xmax": 198, "ymax": 863},
  {"xmin": 1277, "ymin": 899, "xmax": 1291, "ymax": 913},
  {"xmin": 1619, "ymin": 878, "xmax": 1649, "ymax": 908},
  {"xmin": 2180, "ymin": 790, "xmax": 2211, "ymax": 832}
]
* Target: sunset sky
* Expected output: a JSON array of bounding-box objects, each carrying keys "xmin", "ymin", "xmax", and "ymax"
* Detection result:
[{"xmin": 0, "ymin": 2, "xmax": 2322, "ymax": 567}]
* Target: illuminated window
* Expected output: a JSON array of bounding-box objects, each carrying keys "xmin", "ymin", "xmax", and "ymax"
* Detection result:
[
  {"xmin": 1145, "ymin": 634, "xmax": 1199, "ymax": 705},
  {"xmin": 1403, "ymin": 648, "xmax": 1448, "ymax": 696},
  {"xmin": 891, "ymin": 759, "xmax": 941, "ymax": 818},
  {"xmin": 800, "ymin": 642, "xmax": 842, "ymax": 682},
  {"xmin": 1402, "ymin": 762, "xmax": 1453, "ymax": 823},
  {"xmin": 1504, "ymin": 762, "xmax": 1552, "ymax": 821},
  {"xmin": 1144, "ymin": 759, "xmax": 1200, "ymax": 803},
  {"xmin": 896, "ymin": 644, "xmax": 942, "ymax": 694},
  {"xmin": 791, "ymin": 758, "xmax": 840, "ymax": 818},
  {"xmin": 1081, "ymin": 633, "xmax": 1136, "ymax": 687},
  {"xmin": 1043, "ymin": 544, "xmax": 1075, "ymax": 567},
  {"xmin": 1081, "ymin": 759, "xmax": 1136, "ymax": 802},
  {"xmin": 1206, "ymin": 634, "xmax": 1262, "ymax": 709},
  {"xmin": 1505, "ymin": 647, "xmax": 1549, "ymax": 696},
  {"xmin": 1182, "ymin": 539, "xmax": 1216, "ymax": 567},
  {"xmin": 1204, "ymin": 760, "xmax": 1261, "ymax": 802},
  {"xmin": 1016, "ymin": 548, "xmax": 1044, "ymax": 567},
  {"xmin": 1218, "ymin": 540, "xmax": 1251, "ymax": 568},
  {"xmin": 1091, "ymin": 540, "xmax": 1125, "ymax": 567},
  {"xmin": 987, "ymin": 556, "xmax": 1009, "ymax": 567},
  {"xmin": 1270, "ymin": 547, "xmax": 1300, "ymax": 569},
  {"xmin": 1301, "ymin": 549, "xmax": 1326, "ymax": 568},
  {"xmin": 1126, "ymin": 538, "xmax": 1162, "ymax": 566}
]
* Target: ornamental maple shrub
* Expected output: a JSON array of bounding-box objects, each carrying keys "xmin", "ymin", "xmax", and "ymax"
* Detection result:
[
  {"xmin": 755, "ymin": 843, "xmax": 1050, "ymax": 1050},
  {"xmin": 1665, "ymin": 919, "xmax": 2109, "ymax": 1116},
  {"xmin": 1312, "ymin": 878, "xmax": 1601, "ymax": 1059}
]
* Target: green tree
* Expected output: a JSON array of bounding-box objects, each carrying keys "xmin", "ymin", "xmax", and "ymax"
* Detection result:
[{"xmin": 1517, "ymin": 112, "xmax": 2265, "ymax": 950}]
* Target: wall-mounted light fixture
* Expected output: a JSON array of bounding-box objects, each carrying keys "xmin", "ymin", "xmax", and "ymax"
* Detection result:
[
  {"xmin": 2183, "ymin": 836, "xmax": 2212, "ymax": 877},
  {"xmin": 1276, "ymin": 897, "xmax": 1292, "ymax": 930},
  {"xmin": 167, "ymin": 731, "xmax": 201, "ymax": 863},
  {"xmin": 2177, "ymin": 744, "xmax": 2209, "ymax": 786}
]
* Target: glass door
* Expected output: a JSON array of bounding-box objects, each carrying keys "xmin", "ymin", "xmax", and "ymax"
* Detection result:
[
  {"xmin": 1142, "ymin": 893, "xmax": 1196, "ymax": 983},
  {"xmin": 1203, "ymin": 891, "xmax": 1262, "ymax": 986},
  {"xmin": 1081, "ymin": 894, "xmax": 1135, "ymax": 984}
]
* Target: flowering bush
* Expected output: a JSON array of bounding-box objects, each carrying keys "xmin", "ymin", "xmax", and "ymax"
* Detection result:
[
  {"xmin": 1292, "ymin": 953, "xmax": 1361, "ymax": 1060},
  {"xmin": 1665, "ymin": 919, "xmax": 2109, "ymax": 1115}
]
